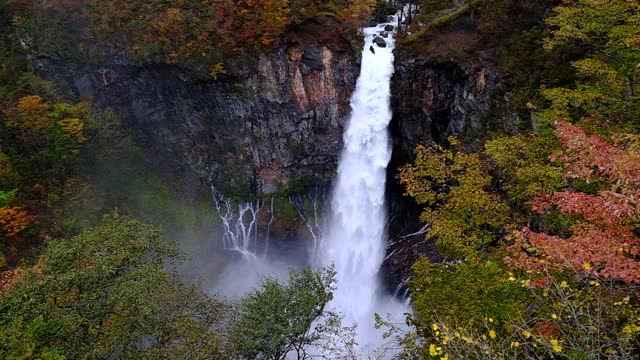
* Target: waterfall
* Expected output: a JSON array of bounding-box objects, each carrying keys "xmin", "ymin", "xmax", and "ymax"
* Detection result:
[
  {"xmin": 211, "ymin": 186, "xmax": 273, "ymax": 260},
  {"xmin": 319, "ymin": 14, "xmax": 408, "ymax": 348}
]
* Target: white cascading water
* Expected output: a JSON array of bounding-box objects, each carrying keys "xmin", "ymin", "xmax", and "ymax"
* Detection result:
[{"xmin": 319, "ymin": 15, "xmax": 409, "ymax": 349}]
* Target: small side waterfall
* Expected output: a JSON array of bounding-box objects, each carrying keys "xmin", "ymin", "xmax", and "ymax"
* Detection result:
[
  {"xmin": 319, "ymin": 14, "xmax": 409, "ymax": 348},
  {"xmin": 211, "ymin": 187, "xmax": 273, "ymax": 260},
  {"xmin": 289, "ymin": 189, "xmax": 325, "ymax": 258}
]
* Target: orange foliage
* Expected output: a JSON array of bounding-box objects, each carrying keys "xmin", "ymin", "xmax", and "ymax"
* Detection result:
[
  {"xmin": 11, "ymin": 0, "xmax": 375, "ymax": 68},
  {"xmin": 0, "ymin": 206, "xmax": 34, "ymax": 237},
  {"xmin": 506, "ymin": 121, "xmax": 640, "ymax": 283},
  {"xmin": 5, "ymin": 95, "xmax": 51, "ymax": 131}
]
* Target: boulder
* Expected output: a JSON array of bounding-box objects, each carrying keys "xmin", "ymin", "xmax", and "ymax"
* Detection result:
[
  {"xmin": 380, "ymin": 31, "xmax": 389, "ymax": 38},
  {"xmin": 373, "ymin": 36, "xmax": 387, "ymax": 48},
  {"xmin": 384, "ymin": 24, "xmax": 394, "ymax": 32}
]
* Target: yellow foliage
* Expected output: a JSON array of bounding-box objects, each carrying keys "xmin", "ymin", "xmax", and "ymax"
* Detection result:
[
  {"xmin": 428, "ymin": 343, "xmax": 443, "ymax": 356},
  {"xmin": 550, "ymin": 338, "xmax": 563, "ymax": 353},
  {"xmin": 6, "ymin": 95, "xmax": 51, "ymax": 131},
  {"xmin": 58, "ymin": 118, "xmax": 87, "ymax": 143},
  {"xmin": 210, "ymin": 62, "xmax": 228, "ymax": 80},
  {"xmin": 398, "ymin": 140, "xmax": 510, "ymax": 258}
]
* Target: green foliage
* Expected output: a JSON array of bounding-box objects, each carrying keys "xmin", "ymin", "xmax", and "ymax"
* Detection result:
[
  {"xmin": 419, "ymin": 275, "xmax": 639, "ymax": 360},
  {"xmin": 515, "ymin": 277, "xmax": 640, "ymax": 359},
  {"xmin": 485, "ymin": 131, "xmax": 565, "ymax": 205},
  {"xmin": 399, "ymin": 138, "xmax": 510, "ymax": 259},
  {"xmin": 229, "ymin": 266, "xmax": 336, "ymax": 360},
  {"xmin": 540, "ymin": 0, "xmax": 640, "ymax": 131},
  {"xmin": 0, "ymin": 151, "xmax": 20, "ymax": 190},
  {"xmin": 371, "ymin": 0, "xmax": 397, "ymax": 23},
  {"xmin": 0, "ymin": 213, "xmax": 226, "ymax": 359},
  {"xmin": 411, "ymin": 257, "xmax": 528, "ymax": 334},
  {"xmin": 0, "ymin": 316, "xmax": 65, "ymax": 360},
  {"xmin": 273, "ymin": 196, "xmax": 298, "ymax": 221},
  {"xmin": 0, "ymin": 189, "xmax": 17, "ymax": 208},
  {"xmin": 496, "ymin": 25, "xmax": 580, "ymax": 125}
]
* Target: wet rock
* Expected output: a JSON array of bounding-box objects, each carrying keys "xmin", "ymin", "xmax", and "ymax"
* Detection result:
[
  {"xmin": 300, "ymin": 46, "xmax": 324, "ymax": 75},
  {"xmin": 373, "ymin": 36, "xmax": 387, "ymax": 48},
  {"xmin": 384, "ymin": 24, "xmax": 394, "ymax": 32}
]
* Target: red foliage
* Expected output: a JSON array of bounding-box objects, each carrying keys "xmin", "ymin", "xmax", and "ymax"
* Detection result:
[{"xmin": 506, "ymin": 121, "xmax": 640, "ymax": 283}]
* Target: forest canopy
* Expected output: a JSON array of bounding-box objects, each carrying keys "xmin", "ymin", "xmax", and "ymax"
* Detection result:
[{"xmin": 5, "ymin": 0, "xmax": 377, "ymax": 71}]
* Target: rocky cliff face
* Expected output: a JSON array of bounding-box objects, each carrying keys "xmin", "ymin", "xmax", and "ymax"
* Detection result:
[
  {"xmin": 34, "ymin": 20, "xmax": 360, "ymax": 199},
  {"xmin": 383, "ymin": 54, "xmax": 505, "ymax": 292},
  {"xmin": 31, "ymin": 18, "xmax": 510, "ymax": 291}
]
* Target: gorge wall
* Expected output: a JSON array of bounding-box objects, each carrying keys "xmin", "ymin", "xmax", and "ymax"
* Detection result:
[
  {"xmin": 33, "ymin": 20, "xmax": 360, "ymax": 200},
  {"xmin": 31, "ymin": 18, "xmax": 510, "ymax": 291}
]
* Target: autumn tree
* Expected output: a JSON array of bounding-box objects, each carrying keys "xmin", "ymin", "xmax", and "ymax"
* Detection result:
[
  {"xmin": 398, "ymin": 138, "xmax": 510, "ymax": 259},
  {"xmin": 0, "ymin": 92, "xmax": 89, "ymax": 243},
  {"xmin": 8, "ymin": 0, "xmax": 377, "ymax": 74},
  {"xmin": 540, "ymin": 0, "xmax": 640, "ymax": 131},
  {"xmin": 505, "ymin": 121, "xmax": 640, "ymax": 283},
  {"xmin": 485, "ymin": 130, "xmax": 565, "ymax": 206},
  {"xmin": 404, "ymin": 273, "xmax": 639, "ymax": 359},
  {"xmin": 0, "ymin": 206, "xmax": 33, "ymax": 238},
  {"xmin": 346, "ymin": 0, "xmax": 376, "ymax": 28}
]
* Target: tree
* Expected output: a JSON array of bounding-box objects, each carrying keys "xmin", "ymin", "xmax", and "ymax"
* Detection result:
[
  {"xmin": 505, "ymin": 121, "xmax": 640, "ymax": 283},
  {"xmin": 0, "ymin": 213, "xmax": 227, "ymax": 359},
  {"xmin": 7, "ymin": 0, "xmax": 375, "ymax": 74},
  {"xmin": 540, "ymin": 0, "xmax": 640, "ymax": 131},
  {"xmin": 0, "ymin": 316, "xmax": 65, "ymax": 360},
  {"xmin": 404, "ymin": 274, "xmax": 639, "ymax": 359},
  {"xmin": 0, "ymin": 90, "xmax": 90, "ymax": 255},
  {"xmin": 229, "ymin": 266, "xmax": 339, "ymax": 360},
  {"xmin": 346, "ymin": 0, "xmax": 376, "ymax": 28},
  {"xmin": 410, "ymin": 258, "xmax": 528, "ymax": 332},
  {"xmin": 398, "ymin": 138, "xmax": 510, "ymax": 259},
  {"xmin": 485, "ymin": 131, "xmax": 565, "ymax": 205}
]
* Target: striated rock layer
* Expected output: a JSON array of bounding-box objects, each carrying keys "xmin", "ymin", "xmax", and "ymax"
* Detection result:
[{"xmin": 33, "ymin": 20, "xmax": 360, "ymax": 199}]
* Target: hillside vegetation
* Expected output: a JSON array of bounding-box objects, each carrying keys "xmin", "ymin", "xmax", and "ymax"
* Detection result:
[
  {"xmin": 394, "ymin": 0, "xmax": 640, "ymax": 358},
  {"xmin": 0, "ymin": 0, "xmax": 638, "ymax": 358}
]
